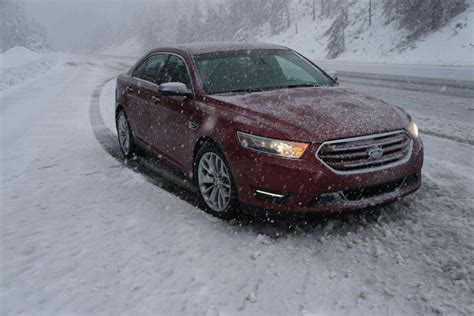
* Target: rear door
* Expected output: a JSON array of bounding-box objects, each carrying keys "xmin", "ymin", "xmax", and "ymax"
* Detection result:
[
  {"xmin": 126, "ymin": 54, "xmax": 167, "ymax": 146},
  {"xmin": 124, "ymin": 59, "xmax": 149, "ymax": 143}
]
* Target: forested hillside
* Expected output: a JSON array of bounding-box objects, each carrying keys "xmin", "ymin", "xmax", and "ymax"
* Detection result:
[
  {"xmin": 174, "ymin": 0, "xmax": 468, "ymax": 59},
  {"xmin": 20, "ymin": 0, "xmax": 473, "ymax": 64}
]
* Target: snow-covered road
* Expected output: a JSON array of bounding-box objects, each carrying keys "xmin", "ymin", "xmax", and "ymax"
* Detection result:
[{"xmin": 1, "ymin": 56, "xmax": 473, "ymax": 315}]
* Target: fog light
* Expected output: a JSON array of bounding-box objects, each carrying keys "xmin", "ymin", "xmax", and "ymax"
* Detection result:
[
  {"xmin": 253, "ymin": 188, "xmax": 290, "ymax": 205},
  {"xmin": 255, "ymin": 189, "xmax": 285, "ymax": 198},
  {"xmin": 310, "ymin": 192, "xmax": 346, "ymax": 206}
]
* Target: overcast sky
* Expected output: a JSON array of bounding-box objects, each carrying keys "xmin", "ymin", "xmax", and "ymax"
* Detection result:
[{"xmin": 23, "ymin": 0, "xmax": 206, "ymax": 52}]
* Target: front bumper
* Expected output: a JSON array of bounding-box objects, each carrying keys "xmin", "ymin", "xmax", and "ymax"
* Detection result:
[{"xmin": 226, "ymin": 137, "xmax": 424, "ymax": 213}]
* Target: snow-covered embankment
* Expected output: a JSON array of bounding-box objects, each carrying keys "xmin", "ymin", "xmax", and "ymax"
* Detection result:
[{"xmin": 0, "ymin": 46, "xmax": 58, "ymax": 92}]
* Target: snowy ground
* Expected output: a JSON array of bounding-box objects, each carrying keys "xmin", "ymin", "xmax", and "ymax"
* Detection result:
[
  {"xmin": 0, "ymin": 47, "xmax": 59, "ymax": 92},
  {"xmin": 1, "ymin": 55, "xmax": 473, "ymax": 315}
]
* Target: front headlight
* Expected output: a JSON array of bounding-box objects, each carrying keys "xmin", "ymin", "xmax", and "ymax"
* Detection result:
[
  {"xmin": 237, "ymin": 131, "xmax": 309, "ymax": 159},
  {"xmin": 408, "ymin": 122, "xmax": 419, "ymax": 138}
]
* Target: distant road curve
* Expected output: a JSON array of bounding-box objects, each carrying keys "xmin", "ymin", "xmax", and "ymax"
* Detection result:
[{"xmin": 316, "ymin": 60, "xmax": 474, "ymax": 81}]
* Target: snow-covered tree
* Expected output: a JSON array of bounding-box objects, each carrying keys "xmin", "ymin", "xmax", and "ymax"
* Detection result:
[
  {"xmin": 320, "ymin": 0, "xmax": 337, "ymax": 18},
  {"xmin": 176, "ymin": 16, "xmax": 191, "ymax": 43},
  {"xmin": 0, "ymin": 0, "xmax": 49, "ymax": 52},
  {"xmin": 135, "ymin": 0, "xmax": 183, "ymax": 50},
  {"xmin": 189, "ymin": 4, "xmax": 205, "ymax": 42},
  {"xmin": 324, "ymin": 4, "xmax": 348, "ymax": 59},
  {"xmin": 267, "ymin": 0, "xmax": 290, "ymax": 35},
  {"xmin": 383, "ymin": 0, "xmax": 466, "ymax": 40}
]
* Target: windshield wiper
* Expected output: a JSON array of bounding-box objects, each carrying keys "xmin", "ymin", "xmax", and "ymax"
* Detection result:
[
  {"xmin": 212, "ymin": 88, "xmax": 265, "ymax": 95},
  {"xmin": 211, "ymin": 84, "xmax": 320, "ymax": 96},
  {"xmin": 283, "ymin": 83, "xmax": 320, "ymax": 88}
]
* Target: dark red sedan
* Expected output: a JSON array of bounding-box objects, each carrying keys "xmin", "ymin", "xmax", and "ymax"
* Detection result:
[{"xmin": 115, "ymin": 42, "xmax": 423, "ymax": 219}]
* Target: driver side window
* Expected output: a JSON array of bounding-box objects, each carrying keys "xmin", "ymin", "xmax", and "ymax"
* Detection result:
[{"xmin": 161, "ymin": 55, "xmax": 192, "ymax": 89}]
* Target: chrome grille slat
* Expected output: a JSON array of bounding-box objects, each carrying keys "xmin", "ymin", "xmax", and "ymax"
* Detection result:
[
  {"xmin": 320, "ymin": 135, "xmax": 405, "ymax": 154},
  {"xmin": 320, "ymin": 151, "xmax": 370, "ymax": 161},
  {"xmin": 381, "ymin": 139, "xmax": 410, "ymax": 153},
  {"xmin": 325, "ymin": 147, "xmax": 410, "ymax": 165},
  {"xmin": 316, "ymin": 130, "xmax": 413, "ymax": 174},
  {"xmin": 329, "ymin": 151, "xmax": 408, "ymax": 170}
]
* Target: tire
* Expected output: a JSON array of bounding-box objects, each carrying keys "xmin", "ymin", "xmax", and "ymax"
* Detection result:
[
  {"xmin": 116, "ymin": 109, "xmax": 135, "ymax": 158},
  {"xmin": 194, "ymin": 142, "xmax": 239, "ymax": 219}
]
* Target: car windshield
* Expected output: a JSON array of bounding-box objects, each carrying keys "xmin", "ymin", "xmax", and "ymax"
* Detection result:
[{"xmin": 194, "ymin": 49, "xmax": 334, "ymax": 95}]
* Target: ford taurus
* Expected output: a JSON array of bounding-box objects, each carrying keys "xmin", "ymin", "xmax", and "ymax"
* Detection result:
[{"xmin": 115, "ymin": 42, "xmax": 423, "ymax": 219}]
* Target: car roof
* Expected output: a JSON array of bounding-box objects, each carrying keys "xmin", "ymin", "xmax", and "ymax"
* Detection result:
[{"xmin": 149, "ymin": 42, "xmax": 290, "ymax": 56}]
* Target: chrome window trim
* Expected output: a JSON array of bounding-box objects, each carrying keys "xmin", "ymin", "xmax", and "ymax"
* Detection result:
[{"xmin": 315, "ymin": 130, "xmax": 413, "ymax": 175}]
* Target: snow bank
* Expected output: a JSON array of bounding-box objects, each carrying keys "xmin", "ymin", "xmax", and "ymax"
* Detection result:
[
  {"xmin": 0, "ymin": 46, "xmax": 42, "ymax": 68},
  {"xmin": 0, "ymin": 47, "xmax": 57, "ymax": 92}
]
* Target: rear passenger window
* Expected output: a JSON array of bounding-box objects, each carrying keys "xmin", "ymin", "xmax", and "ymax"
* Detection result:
[
  {"xmin": 132, "ymin": 60, "xmax": 147, "ymax": 78},
  {"xmin": 161, "ymin": 55, "xmax": 192, "ymax": 89},
  {"xmin": 132, "ymin": 54, "xmax": 167, "ymax": 84}
]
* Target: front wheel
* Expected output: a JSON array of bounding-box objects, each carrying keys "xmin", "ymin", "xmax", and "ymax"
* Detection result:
[
  {"xmin": 195, "ymin": 143, "xmax": 238, "ymax": 219},
  {"xmin": 116, "ymin": 109, "xmax": 135, "ymax": 158}
]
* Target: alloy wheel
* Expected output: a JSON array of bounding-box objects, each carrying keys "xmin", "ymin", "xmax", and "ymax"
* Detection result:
[
  {"xmin": 117, "ymin": 112, "xmax": 131, "ymax": 156},
  {"xmin": 197, "ymin": 152, "xmax": 232, "ymax": 212}
]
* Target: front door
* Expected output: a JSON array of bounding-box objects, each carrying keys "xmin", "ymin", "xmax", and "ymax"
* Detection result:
[{"xmin": 148, "ymin": 54, "xmax": 195, "ymax": 168}]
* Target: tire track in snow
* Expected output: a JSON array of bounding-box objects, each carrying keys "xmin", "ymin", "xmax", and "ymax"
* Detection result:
[
  {"xmin": 421, "ymin": 130, "xmax": 474, "ymax": 146},
  {"xmin": 89, "ymin": 77, "xmax": 121, "ymax": 159},
  {"xmin": 89, "ymin": 76, "xmax": 199, "ymax": 208}
]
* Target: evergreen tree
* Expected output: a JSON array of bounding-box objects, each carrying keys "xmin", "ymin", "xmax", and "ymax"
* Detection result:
[
  {"xmin": 189, "ymin": 4, "xmax": 204, "ymax": 42},
  {"xmin": 383, "ymin": 0, "xmax": 466, "ymax": 40},
  {"xmin": 0, "ymin": 0, "xmax": 49, "ymax": 52},
  {"xmin": 320, "ymin": 0, "xmax": 337, "ymax": 18},
  {"xmin": 176, "ymin": 16, "xmax": 190, "ymax": 43},
  {"xmin": 267, "ymin": 0, "xmax": 290, "ymax": 35},
  {"xmin": 324, "ymin": 5, "xmax": 348, "ymax": 59}
]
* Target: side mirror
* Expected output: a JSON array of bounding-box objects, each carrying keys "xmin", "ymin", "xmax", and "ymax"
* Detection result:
[
  {"xmin": 159, "ymin": 82, "xmax": 193, "ymax": 99},
  {"xmin": 326, "ymin": 70, "xmax": 338, "ymax": 82}
]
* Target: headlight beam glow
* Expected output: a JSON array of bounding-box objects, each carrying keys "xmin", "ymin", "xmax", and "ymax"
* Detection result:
[{"xmin": 237, "ymin": 131, "xmax": 308, "ymax": 159}]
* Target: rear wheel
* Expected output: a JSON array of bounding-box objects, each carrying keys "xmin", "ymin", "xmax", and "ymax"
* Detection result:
[
  {"xmin": 195, "ymin": 143, "xmax": 238, "ymax": 219},
  {"xmin": 116, "ymin": 109, "xmax": 135, "ymax": 158}
]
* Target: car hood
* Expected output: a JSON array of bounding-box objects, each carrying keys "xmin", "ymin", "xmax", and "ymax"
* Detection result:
[{"xmin": 210, "ymin": 86, "xmax": 410, "ymax": 143}]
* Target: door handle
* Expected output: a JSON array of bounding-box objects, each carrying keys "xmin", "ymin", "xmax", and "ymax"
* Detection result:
[
  {"xmin": 125, "ymin": 86, "xmax": 134, "ymax": 93},
  {"xmin": 151, "ymin": 96, "xmax": 161, "ymax": 104},
  {"xmin": 187, "ymin": 121, "xmax": 198, "ymax": 130}
]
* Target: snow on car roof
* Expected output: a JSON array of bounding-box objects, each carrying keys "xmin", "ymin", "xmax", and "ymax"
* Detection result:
[{"xmin": 150, "ymin": 42, "xmax": 290, "ymax": 55}]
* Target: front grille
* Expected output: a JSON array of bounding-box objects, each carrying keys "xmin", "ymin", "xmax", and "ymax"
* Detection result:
[{"xmin": 317, "ymin": 130, "xmax": 412, "ymax": 173}]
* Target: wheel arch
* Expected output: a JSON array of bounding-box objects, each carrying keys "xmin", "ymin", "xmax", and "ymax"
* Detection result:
[
  {"xmin": 191, "ymin": 136, "xmax": 222, "ymax": 178},
  {"xmin": 115, "ymin": 103, "xmax": 125, "ymax": 118}
]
